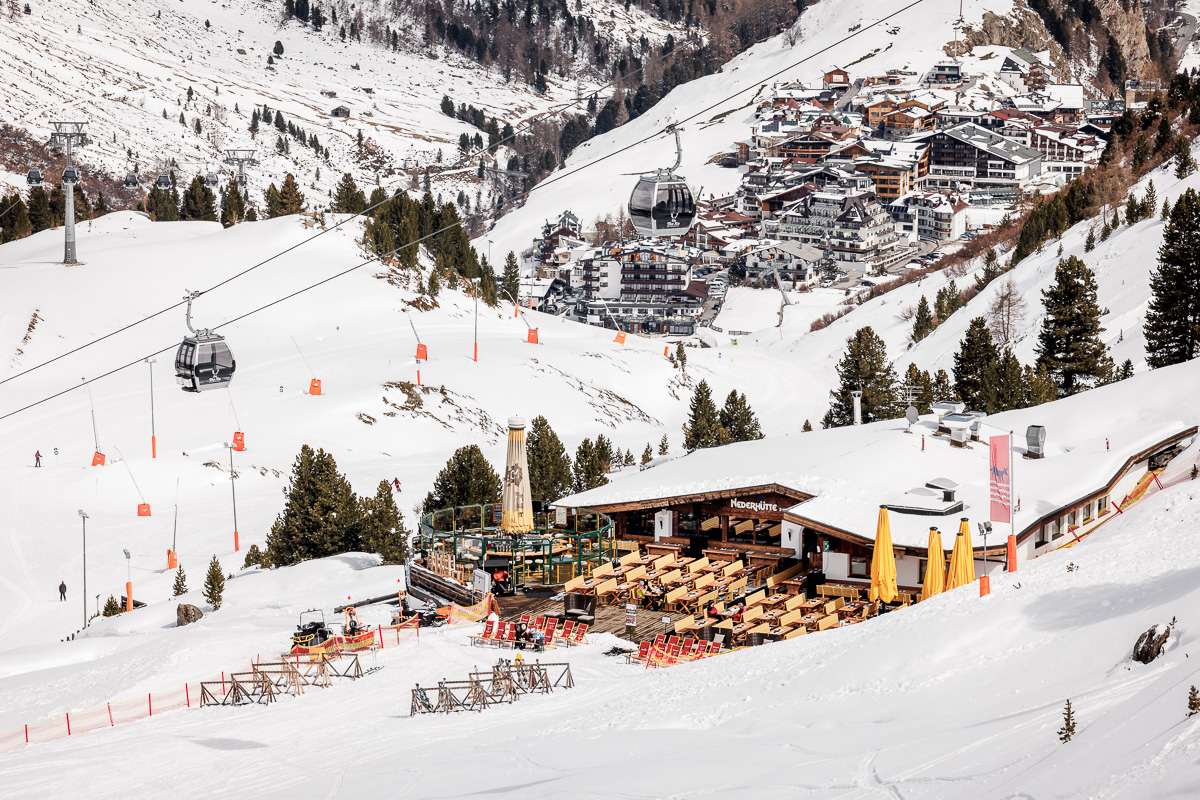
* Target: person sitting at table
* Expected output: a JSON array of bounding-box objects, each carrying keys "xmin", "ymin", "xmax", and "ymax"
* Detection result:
[
  {"xmin": 705, "ymin": 599, "xmax": 719, "ymax": 620},
  {"xmin": 529, "ymin": 626, "xmax": 545, "ymax": 652},
  {"xmin": 631, "ymin": 582, "xmax": 647, "ymax": 607},
  {"xmin": 730, "ymin": 604, "xmax": 746, "ymax": 623},
  {"xmin": 646, "ymin": 581, "xmax": 664, "ymax": 611}
]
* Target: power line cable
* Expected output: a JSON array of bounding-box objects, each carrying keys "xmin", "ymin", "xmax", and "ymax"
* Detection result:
[{"xmin": 0, "ymin": 0, "xmax": 930, "ymax": 422}]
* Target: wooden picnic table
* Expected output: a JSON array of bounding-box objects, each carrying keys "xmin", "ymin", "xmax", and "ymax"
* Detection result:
[
  {"xmin": 665, "ymin": 557, "xmax": 696, "ymax": 570},
  {"xmin": 633, "ymin": 554, "xmax": 656, "ymax": 566},
  {"xmin": 679, "ymin": 588, "xmax": 706, "ymax": 607},
  {"xmin": 710, "ymin": 576, "xmax": 735, "ymax": 592},
  {"xmin": 662, "ymin": 572, "xmax": 695, "ymax": 588},
  {"xmin": 798, "ymin": 598, "xmax": 825, "ymax": 613},
  {"xmin": 729, "ymin": 622, "xmax": 756, "ymax": 641},
  {"xmin": 798, "ymin": 613, "xmax": 824, "ymax": 630},
  {"xmin": 610, "ymin": 565, "xmax": 636, "ymax": 578},
  {"xmin": 758, "ymin": 609, "xmax": 785, "ymax": 625},
  {"xmin": 837, "ymin": 601, "xmax": 869, "ymax": 620},
  {"xmin": 780, "ymin": 578, "xmax": 809, "ymax": 595},
  {"xmin": 697, "ymin": 561, "xmax": 731, "ymax": 574},
  {"xmin": 758, "ymin": 593, "xmax": 789, "ymax": 609},
  {"xmin": 766, "ymin": 625, "xmax": 793, "ymax": 638},
  {"xmin": 577, "ymin": 577, "xmax": 605, "ymax": 593}
]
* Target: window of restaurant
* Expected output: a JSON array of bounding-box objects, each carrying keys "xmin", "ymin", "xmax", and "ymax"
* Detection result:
[
  {"xmin": 1098, "ymin": 494, "xmax": 1109, "ymax": 511},
  {"xmin": 1067, "ymin": 509, "xmax": 1078, "ymax": 527},
  {"xmin": 1050, "ymin": 517, "xmax": 1063, "ymax": 539},
  {"xmin": 917, "ymin": 558, "xmax": 928, "ymax": 584},
  {"xmin": 849, "ymin": 556, "xmax": 868, "ymax": 578}
]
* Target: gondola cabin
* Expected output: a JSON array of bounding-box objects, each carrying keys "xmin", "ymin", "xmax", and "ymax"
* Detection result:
[
  {"xmin": 26, "ymin": 168, "xmax": 44, "ymax": 186},
  {"xmin": 155, "ymin": 173, "xmax": 172, "ymax": 190},
  {"xmin": 124, "ymin": 172, "xmax": 139, "ymax": 188},
  {"xmin": 175, "ymin": 333, "xmax": 236, "ymax": 392},
  {"xmin": 62, "ymin": 167, "xmax": 80, "ymax": 185},
  {"xmin": 628, "ymin": 177, "xmax": 696, "ymax": 238}
]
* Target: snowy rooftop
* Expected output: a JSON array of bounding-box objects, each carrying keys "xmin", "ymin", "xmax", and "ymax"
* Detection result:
[{"xmin": 556, "ymin": 364, "xmax": 1200, "ymax": 550}]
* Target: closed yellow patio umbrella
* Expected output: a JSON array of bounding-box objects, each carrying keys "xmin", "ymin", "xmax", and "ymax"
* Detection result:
[
  {"xmin": 500, "ymin": 417, "xmax": 533, "ymax": 534},
  {"xmin": 946, "ymin": 517, "xmax": 977, "ymax": 590},
  {"xmin": 869, "ymin": 505, "xmax": 898, "ymax": 604},
  {"xmin": 920, "ymin": 527, "xmax": 945, "ymax": 601}
]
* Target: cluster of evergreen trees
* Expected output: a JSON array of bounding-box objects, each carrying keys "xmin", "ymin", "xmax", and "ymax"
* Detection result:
[
  {"xmin": 264, "ymin": 445, "xmax": 409, "ymax": 567},
  {"xmin": 681, "ymin": 381, "xmax": 763, "ymax": 452},
  {"xmin": 1145, "ymin": 187, "xmax": 1200, "ymax": 369},
  {"xmin": 0, "ymin": 184, "xmax": 107, "ymax": 242},
  {"xmin": 911, "ymin": 277, "xmax": 972, "ymax": 343}
]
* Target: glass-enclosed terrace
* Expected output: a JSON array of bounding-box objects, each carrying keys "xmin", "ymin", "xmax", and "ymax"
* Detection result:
[{"xmin": 418, "ymin": 504, "xmax": 615, "ymax": 588}]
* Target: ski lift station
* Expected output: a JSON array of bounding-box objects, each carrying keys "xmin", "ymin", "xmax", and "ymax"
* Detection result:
[{"xmin": 554, "ymin": 386, "xmax": 1197, "ymax": 596}]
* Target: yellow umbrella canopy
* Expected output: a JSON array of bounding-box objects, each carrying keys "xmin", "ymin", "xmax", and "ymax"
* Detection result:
[
  {"xmin": 500, "ymin": 416, "xmax": 533, "ymax": 534},
  {"xmin": 946, "ymin": 517, "xmax": 976, "ymax": 590},
  {"xmin": 920, "ymin": 527, "xmax": 946, "ymax": 601},
  {"xmin": 869, "ymin": 505, "xmax": 898, "ymax": 604}
]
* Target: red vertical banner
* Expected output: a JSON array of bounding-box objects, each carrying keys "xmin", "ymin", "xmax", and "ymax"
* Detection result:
[{"xmin": 989, "ymin": 435, "xmax": 1012, "ymax": 523}]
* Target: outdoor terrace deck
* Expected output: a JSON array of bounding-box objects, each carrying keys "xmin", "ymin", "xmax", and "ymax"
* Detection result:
[{"xmin": 496, "ymin": 595, "xmax": 687, "ymax": 645}]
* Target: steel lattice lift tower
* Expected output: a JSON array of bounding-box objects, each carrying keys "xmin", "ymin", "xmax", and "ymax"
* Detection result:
[
  {"xmin": 48, "ymin": 120, "xmax": 90, "ymax": 264},
  {"xmin": 223, "ymin": 148, "xmax": 258, "ymax": 194}
]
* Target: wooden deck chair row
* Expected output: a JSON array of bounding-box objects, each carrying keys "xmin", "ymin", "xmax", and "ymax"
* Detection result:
[
  {"xmin": 722, "ymin": 560, "xmax": 744, "ymax": 577},
  {"xmin": 784, "ymin": 594, "xmax": 808, "ymax": 612},
  {"xmin": 687, "ymin": 556, "xmax": 710, "ymax": 574},
  {"xmin": 470, "ymin": 619, "xmax": 497, "ymax": 646},
  {"xmin": 816, "ymin": 614, "xmax": 839, "ymax": 632}
]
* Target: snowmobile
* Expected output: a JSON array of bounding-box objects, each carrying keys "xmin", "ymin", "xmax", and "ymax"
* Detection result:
[
  {"xmin": 416, "ymin": 608, "xmax": 448, "ymax": 628},
  {"xmin": 291, "ymin": 609, "xmax": 333, "ymax": 648}
]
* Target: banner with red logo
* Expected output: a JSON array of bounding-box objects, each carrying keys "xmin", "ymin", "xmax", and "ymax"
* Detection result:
[{"xmin": 989, "ymin": 435, "xmax": 1012, "ymax": 523}]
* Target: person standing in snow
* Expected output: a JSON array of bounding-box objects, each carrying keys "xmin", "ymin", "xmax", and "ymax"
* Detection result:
[
  {"xmin": 392, "ymin": 477, "xmax": 401, "ymax": 491},
  {"xmin": 34, "ymin": 451, "xmax": 41, "ymax": 467},
  {"xmin": 59, "ymin": 581, "xmax": 66, "ymax": 601}
]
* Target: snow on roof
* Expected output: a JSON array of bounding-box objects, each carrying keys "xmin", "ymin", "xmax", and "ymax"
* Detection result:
[
  {"xmin": 555, "ymin": 364, "xmax": 1199, "ymax": 550},
  {"xmin": 1046, "ymin": 83, "xmax": 1085, "ymax": 110}
]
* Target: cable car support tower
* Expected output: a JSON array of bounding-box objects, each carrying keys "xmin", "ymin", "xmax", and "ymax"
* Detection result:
[{"xmin": 48, "ymin": 120, "xmax": 89, "ymax": 264}]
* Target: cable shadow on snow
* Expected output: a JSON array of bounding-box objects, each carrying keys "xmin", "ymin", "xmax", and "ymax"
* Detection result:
[{"xmin": 1023, "ymin": 564, "xmax": 1200, "ymax": 634}]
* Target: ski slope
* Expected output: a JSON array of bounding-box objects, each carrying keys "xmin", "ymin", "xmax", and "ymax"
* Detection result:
[
  {"xmin": 0, "ymin": 210, "xmax": 829, "ymax": 651},
  {"xmin": 1, "ymin": 414, "xmax": 1199, "ymax": 797}
]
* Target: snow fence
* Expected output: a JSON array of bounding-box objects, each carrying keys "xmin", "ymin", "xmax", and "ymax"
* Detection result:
[{"xmin": 0, "ymin": 617, "xmax": 420, "ymax": 756}]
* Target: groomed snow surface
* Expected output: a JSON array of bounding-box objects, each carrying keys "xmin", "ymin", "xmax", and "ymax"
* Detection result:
[{"xmin": 3, "ymin": 467, "xmax": 1200, "ymax": 797}]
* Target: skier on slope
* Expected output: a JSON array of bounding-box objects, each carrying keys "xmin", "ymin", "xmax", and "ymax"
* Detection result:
[
  {"xmin": 59, "ymin": 581, "xmax": 66, "ymax": 601},
  {"xmin": 392, "ymin": 477, "xmax": 401, "ymax": 491},
  {"xmin": 34, "ymin": 450, "xmax": 41, "ymax": 467}
]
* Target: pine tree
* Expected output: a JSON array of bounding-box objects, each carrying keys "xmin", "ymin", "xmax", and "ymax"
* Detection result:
[
  {"xmin": 502, "ymin": 251, "xmax": 520, "ymax": 305},
  {"xmin": 1058, "ymin": 699, "xmax": 1076, "ymax": 743},
  {"xmin": 526, "ymin": 415, "xmax": 573, "ymax": 502},
  {"xmin": 263, "ymin": 183, "xmax": 283, "ymax": 218},
  {"xmin": 912, "ymin": 295, "xmax": 934, "ymax": 342},
  {"xmin": 220, "ymin": 179, "xmax": 245, "ymax": 226},
  {"xmin": 441, "ymin": 94, "xmax": 455, "ymax": 116},
  {"xmin": 675, "ymin": 342, "xmax": 687, "ymax": 370},
  {"xmin": 361, "ymin": 480, "xmax": 409, "ymax": 563},
  {"xmin": 902, "ymin": 363, "xmax": 934, "ymax": 414},
  {"xmin": 1188, "ymin": 685, "xmax": 1200, "ymax": 717},
  {"xmin": 682, "ymin": 380, "xmax": 730, "ymax": 452},
  {"xmin": 1155, "ymin": 113, "xmax": 1173, "ymax": 152},
  {"xmin": 641, "ymin": 443, "xmax": 653, "ymax": 465},
  {"xmin": 572, "ymin": 438, "xmax": 609, "ymax": 492},
  {"xmin": 953, "ymin": 317, "xmax": 1000, "ymax": 409},
  {"xmin": 278, "ymin": 173, "xmax": 306, "ymax": 215},
  {"xmin": 203, "ymin": 554, "xmax": 225, "ymax": 610},
  {"xmin": 719, "ymin": 390, "xmax": 764, "ymax": 442},
  {"xmin": 1164, "ymin": 198, "xmax": 1172, "ymax": 221},
  {"xmin": 982, "ymin": 348, "xmax": 1025, "ymax": 413},
  {"xmin": 0, "ymin": 193, "xmax": 32, "ymax": 242},
  {"xmin": 823, "ymin": 327, "xmax": 900, "ymax": 427},
  {"xmin": 1177, "ymin": 136, "xmax": 1197, "ymax": 178},
  {"xmin": 1144, "ymin": 180, "xmax": 1158, "ymax": 215},
  {"xmin": 1116, "ymin": 358, "xmax": 1134, "ymax": 380},
  {"xmin": 1035, "ymin": 256, "xmax": 1112, "ymax": 396},
  {"xmin": 178, "ymin": 175, "xmax": 217, "ymax": 221},
  {"xmin": 593, "ymin": 434, "xmax": 615, "ymax": 473},
  {"xmin": 802, "ymin": 419, "xmax": 813, "ymax": 432},
  {"xmin": 264, "ymin": 445, "xmax": 368, "ymax": 566},
  {"xmin": 103, "ymin": 595, "xmax": 121, "ymax": 616},
  {"xmin": 931, "ymin": 368, "xmax": 953, "ymax": 401},
  {"xmin": 92, "ymin": 190, "xmax": 109, "ymax": 218},
  {"xmin": 422, "ymin": 444, "xmax": 501, "ymax": 511},
  {"xmin": 332, "ymin": 172, "xmax": 366, "ymax": 214},
  {"xmin": 172, "ymin": 566, "xmax": 188, "ymax": 596},
  {"xmin": 658, "ymin": 434, "xmax": 669, "ymax": 455},
  {"xmin": 26, "ymin": 186, "xmax": 51, "ymax": 232},
  {"xmin": 1023, "ymin": 364, "xmax": 1059, "ymax": 407},
  {"xmin": 974, "ymin": 248, "xmax": 1002, "ymax": 291},
  {"xmin": 1084, "ymin": 227, "xmax": 1095, "ymax": 252},
  {"xmin": 242, "ymin": 543, "xmax": 264, "ymax": 568},
  {"xmin": 1145, "ymin": 187, "xmax": 1200, "ymax": 368},
  {"xmin": 1125, "ymin": 192, "xmax": 1141, "ymax": 225}
]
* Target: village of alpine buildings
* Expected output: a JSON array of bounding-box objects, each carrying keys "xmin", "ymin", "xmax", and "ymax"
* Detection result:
[{"xmin": 4, "ymin": 0, "xmax": 1200, "ymax": 794}]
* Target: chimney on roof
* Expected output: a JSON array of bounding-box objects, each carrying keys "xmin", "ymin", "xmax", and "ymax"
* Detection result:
[{"xmin": 852, "ymin": 390, "xmax": 863, "ymax": 425}]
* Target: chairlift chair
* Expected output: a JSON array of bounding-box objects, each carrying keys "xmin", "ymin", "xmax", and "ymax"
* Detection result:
[
  {"xmin": 628, "ymin": 125, "xmax": 696, "ymax": 238},
  {"xmin": 175, "ymin": 292, "xmax": 236, "ymax": 393},
  {"xmin": 236, "ymin": 173, "xmax": 247, "ymax": 189},
  {"xmin": 204, "ymin": 171, "xmax": 220, "ymax": 188},
  {"xmin": 26, "ymin": 168, "xmax": 44, "ymax": 187},
  {"xmin": 155, "ymin": 172, "xmax": 172, "ymax": 190},
  {"xmin": 61, "ymin": 167, "xmax": 80, "ymax": 185}
]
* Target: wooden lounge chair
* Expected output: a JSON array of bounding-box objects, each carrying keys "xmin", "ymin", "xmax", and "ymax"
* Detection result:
[
  {"xmin": 832, "ymin": 596, "xmax": 846, "ymax": 611},
  {"xmin": 664, "ymin": 586, "xmax": 689, "ymax": 612},
  {"xmin": 722, "ymin": 560, "xmax": 744, "ymax": 577},
  {"xmin": 745, "ymin": 589, "xmax": 767, "ymax": 607},
  {"xmin": 563, "ymin": 575, "xmax": 587, "ymax": 593},
  {"xmin": 784, "ymin": 595, "xmax": 807, "ymax": 612},
  {"xmin": 532, "ymin": 616, "xmax": 546, "ymax": 631},
  {"xmin": 816, "ymin": 614, "xmax": 838, "ymax": 632},
  {"xmin": 674, "ymin": 615, "xmax": 697, "ymax": 634},
  {"xmin": 628, "ymin": 641, "xmax": 651, "ymax": 663},
  {"xmin": 470, "ymin": 620, "xmax": 496, "ymax": 647},
  {"xmin": 561, "ymin": 620, "xmax": 575, "ymax": 640},
  {"xmin": 687, "ymin": 557, "xmax": 710, "ymax": 574},
  {"xmin": 519, "ymin": 614, "xmax": 531, "ymax": 626},
  {"xmin": 573, "ymin": 624, "xmax": 589, "ymax": 644}
]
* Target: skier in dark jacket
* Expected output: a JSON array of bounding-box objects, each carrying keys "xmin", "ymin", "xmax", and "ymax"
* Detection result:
[
  {"xmin": 59, "ymin": 581, "xmax": 66, "ymax": 601},
  {"xmin": 35, "ymin": 451, "xmax": 42, "ymax": 467}
]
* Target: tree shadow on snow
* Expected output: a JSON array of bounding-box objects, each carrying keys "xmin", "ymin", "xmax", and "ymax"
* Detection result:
[{"xmin": 187, "ymin": 736, "xmax": 269, "ymax": 750}]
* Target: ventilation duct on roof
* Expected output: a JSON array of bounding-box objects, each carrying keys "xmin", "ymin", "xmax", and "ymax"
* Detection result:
[{"xmin": 1027, "ymin": 425, "xmax": 1046, "ymax": 459}]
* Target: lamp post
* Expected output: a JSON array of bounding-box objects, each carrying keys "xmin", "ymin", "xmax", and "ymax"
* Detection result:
[
  {"xmin": 77, "ymin": 510, "xmax": 88, "ymax": 628},
  {"xmin": 146, "ymin": 358, "xmax": 157, "ymax": 458},
  {"xmin": 123, "ymin": 548, "xmax": 132, "ymax": 612},
  {"xmin": 224, "ymin": 443, "xmax": 240, "ymax": 551},
  {"xmin": 473, "ymin": 277, "xmax": 479, "ymax": 362}
]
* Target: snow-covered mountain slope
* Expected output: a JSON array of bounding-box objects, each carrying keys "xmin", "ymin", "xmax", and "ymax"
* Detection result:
[
  {"xmin": 0, "ymin": 211, "xmax": 821, "ymax": 649},
  {"xmin": 2, "ymin": 390, "xmax": 1200, "ymax": 797},
  {"xmin": 0, "ymin": 0, "xmax": 682, "ymax": 203},
  {"xmin": 479, "ymin": 0, "xmax": 1012, "ymax": 257}
]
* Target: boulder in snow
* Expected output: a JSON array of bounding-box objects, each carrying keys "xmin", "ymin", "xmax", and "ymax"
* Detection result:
[
  {"xmin": 176, "ymin": 603, "xmax": 204, "ymax": 627},
  {"xmin": 1132, "ymin": 622, "xmax": 1172, "ymax": 664}
]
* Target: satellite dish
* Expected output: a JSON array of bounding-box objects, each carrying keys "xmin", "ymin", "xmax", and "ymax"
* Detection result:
[{"xmin": 905, "ymin": 406, "xmax": 919, "ymax": 425}]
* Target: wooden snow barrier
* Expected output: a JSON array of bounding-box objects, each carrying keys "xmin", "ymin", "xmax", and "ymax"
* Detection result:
[
  {"xmin": 410, "ymin": 661, "xmax": 574, "ymax": 716},
  {"xmin": 199, "ymin": 654, "xmax": 364, "ymax": 708}
]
